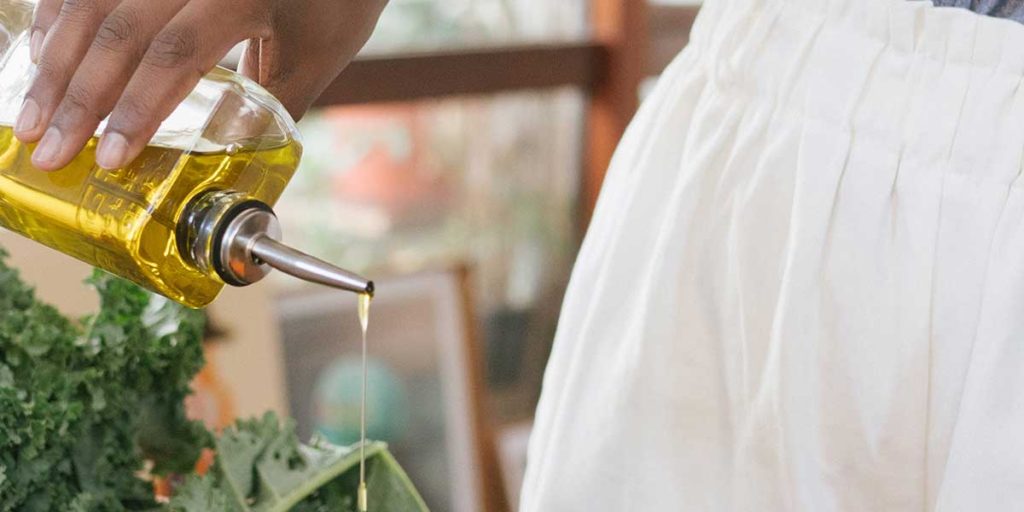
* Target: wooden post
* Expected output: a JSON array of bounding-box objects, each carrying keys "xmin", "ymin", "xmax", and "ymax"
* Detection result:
[
  {"xmin": 456, "ymin": 265, "xmax": 513, "ymax": 512},
  {"xmin": 582, "ymin": 0, "xmax": 648, "ymax": 229}
]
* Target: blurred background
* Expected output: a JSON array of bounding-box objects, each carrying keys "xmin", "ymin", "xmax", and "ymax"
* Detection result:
[{"xmin": 1, "ymin": 0, "xmax": 700, "ymax": 510}]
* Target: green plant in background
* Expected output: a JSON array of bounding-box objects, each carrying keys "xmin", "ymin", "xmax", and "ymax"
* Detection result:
[{"xmin": 0, "ymin": 250, "xmax": 426, "ymax": 511}]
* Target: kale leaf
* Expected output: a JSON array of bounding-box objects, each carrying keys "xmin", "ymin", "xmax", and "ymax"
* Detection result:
[
  {"xmin": 0, "ymin": 251, "xmax": 208, "ymax": 511},
  {"xmin": 169, "ymin": 413, "xmax": 427, "ymax": 512}
]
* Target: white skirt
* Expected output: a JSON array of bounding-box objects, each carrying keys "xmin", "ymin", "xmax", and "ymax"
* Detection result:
[{"xmin": 521, "ymin": 0, "xmax": 1024, "ymax": 510}]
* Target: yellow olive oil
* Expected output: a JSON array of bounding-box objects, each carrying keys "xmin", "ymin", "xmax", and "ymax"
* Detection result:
[
  {"xmin": 357, "ymin": 292, "xmax": 371, "ymax": 512},
  {"xmin": 0, "ymin": 126, "xmax": 300, "ymax": 307}
]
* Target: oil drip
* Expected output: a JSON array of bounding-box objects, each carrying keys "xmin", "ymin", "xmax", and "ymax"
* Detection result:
[{"xmin": 357, "ymin": 292, "xmax": 371, "ymax": 511}]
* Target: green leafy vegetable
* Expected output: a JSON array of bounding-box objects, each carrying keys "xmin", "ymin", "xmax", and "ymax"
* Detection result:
[
  {"xmin": 170, "ymin": 413, "xmax": 428, "ymax": 512},
  {"xmin": 0, "ymin": 250, "xmax": 207, "ymax": 511},
  {"xmin": 0, "ymin": 250, "xmax": 427, "ymax": 511}
]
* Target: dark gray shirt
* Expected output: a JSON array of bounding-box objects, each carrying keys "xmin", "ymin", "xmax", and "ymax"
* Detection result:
[{"xmin": 933, "ymin": 0, "xmax": 1024, "ymax": 22}]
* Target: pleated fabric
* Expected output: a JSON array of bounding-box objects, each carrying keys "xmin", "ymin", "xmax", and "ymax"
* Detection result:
[{"xmin": 520, "ymin": 0, "xmax": 1024, "ymax": 510}]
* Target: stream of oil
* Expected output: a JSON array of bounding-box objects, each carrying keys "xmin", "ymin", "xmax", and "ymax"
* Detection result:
[{"xmin": 357, "ymin": 292, "xmax": 371, "ymax": 512}]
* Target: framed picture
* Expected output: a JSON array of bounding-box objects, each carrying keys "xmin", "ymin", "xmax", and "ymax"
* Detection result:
[{"xmin": 274, "ymin": 267, "xmax": 500, "ymax": 512}]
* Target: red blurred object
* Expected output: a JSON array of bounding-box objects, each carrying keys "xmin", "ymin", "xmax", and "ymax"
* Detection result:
[{"xmin": 323, "ymin": 104, "xmax": 452, "ymax": 227}]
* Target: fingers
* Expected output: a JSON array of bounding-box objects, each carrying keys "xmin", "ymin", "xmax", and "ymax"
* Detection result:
[
  {"xmin": 15, "ymin": 0, "xmax": 118, "ymax": 147},
  {"xmin": 33, "ymin": 0, "xmax": 188, "ymax": 171},
  {"xmin": 30, "ymin": 0, "xmax": 62, "ymax": 63},
  {"xmin": 98, "ymin": 1, "xmax": 258, "ymax": 170}
]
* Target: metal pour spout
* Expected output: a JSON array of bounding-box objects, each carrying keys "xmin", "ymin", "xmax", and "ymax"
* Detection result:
[
  {"xmin": 194, "ymin": 195, "xmax": 374, "ymax": 295},
  {"xmin": 250, "ymin": 235, "xmax": 374, "ymax": 295}
]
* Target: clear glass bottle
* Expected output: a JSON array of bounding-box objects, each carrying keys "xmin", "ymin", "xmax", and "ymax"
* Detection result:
[{"xmin": 0, "ymin": 0, "xmax": 370, "ymax": 307}]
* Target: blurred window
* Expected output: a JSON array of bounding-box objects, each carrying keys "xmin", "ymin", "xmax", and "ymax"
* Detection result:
[
  {"xmin": 364, "ymin": 0, "xmax": 589, "ymax": 53},
  {"xmin": 276, "ymin": 89, "xmax": 585, "ymax": 420}
]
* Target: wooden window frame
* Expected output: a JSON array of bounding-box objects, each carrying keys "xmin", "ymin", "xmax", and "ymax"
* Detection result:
[{"xmin": 314, "ymin": 3, "xmax": 700, "ymax": 232}]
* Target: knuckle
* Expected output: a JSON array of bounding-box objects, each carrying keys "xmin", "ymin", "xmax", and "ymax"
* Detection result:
[
  {"xmin": 33, "ymin": 0, "xmax": 59, "ymax": 25},
  {"xmin": 109, "ymin": 93, "xmax": 150, "ymax": 131},
  {"xmin": 93, "ymin": 8, "xmax": 140, "ymax": 54},
  {"xmin": 60, "ymin": 83, "xmax": 104, "ymax": 123},
  {"xmin": 59, "ymin": 0, "xmax": 102, "ymax": 24},
  {"xmin": 146, "ymin": 26, "xmax": 199, "ymax": 70},
  {"xmin": 32, "ymin": 0, "xmax": 64, "ymax": 35},
  {"xmin": 32, "ymin": 58, "xmax": 67, "ymax": 86}
]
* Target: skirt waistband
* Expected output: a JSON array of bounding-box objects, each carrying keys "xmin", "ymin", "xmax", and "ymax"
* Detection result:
[{"xmin": 682, "ymin": 0, "xmax": 1024, "ymax": 185}]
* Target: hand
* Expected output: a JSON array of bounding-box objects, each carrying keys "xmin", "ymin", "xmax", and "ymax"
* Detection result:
[{"xmin": 14, "ymin": 0, "xmax": 387, "ymax": 171}]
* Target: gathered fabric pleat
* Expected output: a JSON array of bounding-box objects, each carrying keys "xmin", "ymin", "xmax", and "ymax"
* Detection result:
[{"xmin": 520, "ymin": 0, "xmax": 1024, "ymax": 510}]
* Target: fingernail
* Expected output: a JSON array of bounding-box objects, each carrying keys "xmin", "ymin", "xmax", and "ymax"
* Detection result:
[
  {"xmin": 96, "ymin": 132, "xmax": 128, "ymax": 169},
  {"xmin": 32, "ymin": 126, "xmax": 62, "ymax": 168},
  {"xmin": 15, "ymin": 98, "xmax": 39, "ymax": 135},
  {"xmin": 29, "ymin": 30, "xmax": 43, "ymax": 63}
]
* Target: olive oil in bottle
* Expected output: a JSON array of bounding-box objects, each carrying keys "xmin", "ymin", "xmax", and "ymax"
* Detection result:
[
  {"xmin": 0, "ymin": 126, "xmax": 300, "ymax": 307},
  {"xmin": 0, "ymin": 0, "xmax": 371, "ymax": 307},
  {"xmin": 357, "ymin": 292, "xmax": 372, "ymax": 512}
]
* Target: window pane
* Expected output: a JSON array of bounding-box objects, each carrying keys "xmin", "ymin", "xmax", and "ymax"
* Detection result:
[{"xmin": 363, "ymin": 0, "xmax": 589, "ymax": 53}]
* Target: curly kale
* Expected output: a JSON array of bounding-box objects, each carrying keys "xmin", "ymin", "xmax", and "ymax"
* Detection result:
[{"xmin": 0, "ymin": 252, "xmax": 208, "ymax": 511}]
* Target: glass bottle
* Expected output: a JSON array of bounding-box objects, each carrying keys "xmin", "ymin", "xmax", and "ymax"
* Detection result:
[{"xmin": 0, "ymin": 0, "xmax": 371, "ymax": 307}]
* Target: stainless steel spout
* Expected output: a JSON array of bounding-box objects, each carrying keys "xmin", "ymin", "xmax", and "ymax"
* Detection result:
[
  {"xmin": 250, "ymin": 235, "xmax": 374, "ymax": 295},
  {"xmin": 183, "ymin": 190, "xmax": 373, "ymax": 295}
]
